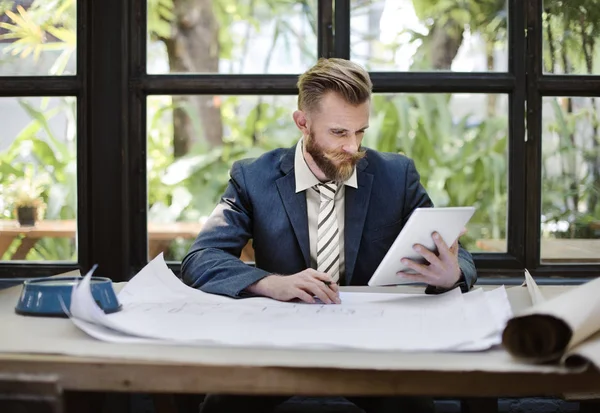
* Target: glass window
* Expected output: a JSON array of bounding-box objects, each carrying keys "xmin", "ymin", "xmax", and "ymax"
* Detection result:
[
  {"xmin": 146, "ymin": 92, "xmax": 508, "ymax": 261},
  {"xmin": 543, "ymin": 0, "xmax": 600, "ymax": 75},
  {"xmin": 0, "ymin": 0, "xmax": 76, "ymax": 76},
  {"xmin": 0, "ymin": 96, "xmax": 78, "ymax": 261},
  {"xmin": 146, "ymin": 94, "xmax": 298, "ymax": 261},
  {"xmin": 368, "ymin": 93, "xmax": 509, "ymax": 253},
  {"xmin": 147, "ymin": 0, "xmax": 318, "ymax": 74},
  {"xmin": 541, "ymin": 96, "xmax": 600, "ymax": 264},
  {"xmin": 350, "ymin": 0, "xmax": 508, "ymax": 72}
]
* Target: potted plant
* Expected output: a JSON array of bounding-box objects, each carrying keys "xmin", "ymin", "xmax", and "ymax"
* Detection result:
[{"xmin": 5, "ymin": 168, "xmax": 49, "ymax": 227}]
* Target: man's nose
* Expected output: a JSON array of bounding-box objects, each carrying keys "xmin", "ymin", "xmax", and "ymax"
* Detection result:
[{"xmin": 343, "ymin": 140, "xmax": 358, "ymax": 154}]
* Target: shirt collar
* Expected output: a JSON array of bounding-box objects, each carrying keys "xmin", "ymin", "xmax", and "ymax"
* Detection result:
[{"xmin": 294, "ymin": 138, "xmax": 358, "ymax": 193}]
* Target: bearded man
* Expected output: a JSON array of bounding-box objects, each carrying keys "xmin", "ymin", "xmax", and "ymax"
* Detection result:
[{"xmin": 181, "ymin": 58, "xmax": 476, "ymax": 413}]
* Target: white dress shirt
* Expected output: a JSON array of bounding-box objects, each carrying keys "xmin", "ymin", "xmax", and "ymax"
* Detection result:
[{"xmin": 293, "ymin": 138, "xmax": 358, "ymax": 283}]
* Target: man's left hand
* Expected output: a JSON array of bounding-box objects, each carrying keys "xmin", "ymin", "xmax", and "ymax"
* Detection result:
[{"xmin": 396, "ymin": 229, "xmax": 466, "ymax": 289}]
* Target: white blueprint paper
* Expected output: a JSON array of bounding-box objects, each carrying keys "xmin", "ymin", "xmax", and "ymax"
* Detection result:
[{"xmin": 68, "ymin": 255, "xmax": 512, "ymax": 351}]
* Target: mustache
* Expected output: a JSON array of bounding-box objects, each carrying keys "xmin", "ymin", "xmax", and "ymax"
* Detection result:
[{"xmin": 329, "ymin": 147, "xmax": 366, "ymax": 162}]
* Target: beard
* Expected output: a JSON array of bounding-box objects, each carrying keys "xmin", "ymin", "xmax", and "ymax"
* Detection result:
[{"xmin": 305, "ymin": 130, "xmax": 366, "ymax": 182}]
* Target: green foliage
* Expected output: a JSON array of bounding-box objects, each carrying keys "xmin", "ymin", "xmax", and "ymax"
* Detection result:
[
  {"xmin": 211, "ymin": 0, "xmax": 317, "ymax": 70},
  {"xmin": 366, "ymin": 94, "xmax": 508, "ymax": 250},
  {"xmin": 409, "ymin": 0, "xmax": 599, "ymax": 242},
  {"xmin": 2, "ymin": 0, "xmax": 599, "ymax": 263},
  {"xmin": 0, "ymin": 97, "xmax": 77, "ymax": 260},
  {"xmin": 0, "ymin": 98, "xmax": 77, "ymax": 220},
  {"xmin": 539, "ymin": 0, "xmax": 600, "ymax": 239},
  {"xmin": 543, "ymin": 0, "xmax": 600, "ymax": 74},
  {"xmin": 147, "ymin": 0, "xmax": 317, "ymax": 71},
  {"xmin": 412, "ymin": 0, "xmax": 506, "ymax": 39},
  {"xmin": 146, "ymin": 95, "xmax": 299, "ymax": 259},
  {"xmin": 148, "ymin": 95, "xmax": 298, "ymax": 220},
  {"xmin": 0, "ymin": 0, "xmax": 75, "ymax": 74},
  {"xmin": 147, "ymin": 0, "xmax": 174, "ymax": 40},
  {"xmin": 407, "ymin": 0, "xmax": 507, "ymax": 70},
  {"xmin": 541, "ymin": 97, "xmax": 600, "ymax": 238},
  {"xmin": 3, "ymin": 164, "xmax": 50, "ymax": 210}
]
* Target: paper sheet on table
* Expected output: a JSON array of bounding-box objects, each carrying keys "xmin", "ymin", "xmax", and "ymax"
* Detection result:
[
  {"xmin": 502, "ymin": 270, "xmax": 600, "ymax": 370},
  {"xmin": 69, "ymin": 254, "xmax": 513, "ymax": 352}
]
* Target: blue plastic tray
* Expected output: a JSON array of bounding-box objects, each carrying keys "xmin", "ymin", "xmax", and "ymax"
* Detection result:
[{"xmin": 14, "ymin": 276, "xmax": 121, "ymax": 317}]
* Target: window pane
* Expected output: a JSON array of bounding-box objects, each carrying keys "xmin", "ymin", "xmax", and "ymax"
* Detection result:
[
  {"xmin": 541, "ymin": 96, "xmax": 600, "ymax": 264},
  {"xmin": 147, "ymin": 93, "xmax": 508, "ymax": 261},
  {"xmin": 147, "ymin": 0, "xmax": 317, "ymax": 74},
  {"xmin": 147, "ymin": 94, "xmax": 298, "ymax": 261},
  {"xmin": 368, "ymin": 93, "xmax": 509, "ymax": 253},
  {"xmin": 350, "ymin": 0, "xmax": 508, "ymax": 72},
  {"xmin": 0, "ymin": 96, "xmax": 78, "ymax": 261},
  {"xmin": 543, "ymin": 1, "xmax": 600, "ymax": 74},
  {"xmin": 0, "ymin": 1, "xmax": 76, "ymax": 76}
]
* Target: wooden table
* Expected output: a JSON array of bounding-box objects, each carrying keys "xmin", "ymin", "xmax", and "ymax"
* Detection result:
[
  {"xmin": 0, "ymin": 220, "xmax": 255, "ymax": 261},
  {"xmin": 1, "ymin": 282, "xmax": 600, "ymax": 413},
  {"xmin": 476, "ymin": 238, "xmax": 600, "ymax": 263}
]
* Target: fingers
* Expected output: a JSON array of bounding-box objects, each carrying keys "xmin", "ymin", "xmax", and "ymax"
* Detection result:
[
  {"xmin": 449, "ymin": 240, "xmax": 459, "ymax": 255},
  {"xmin": 452, "ymin": 227, "xmax": 467, "ymax": 254},
  {"xmin": 396, "ymin": 272, "xmax": 429, "ymax": 284},
  {"xmin": 298, "ymin": 281, "xmax": 335, "ymax": 304},
  {"xmin": 315, "ymin": 280, "xmax": 341, "ymax": 304},
  {"xmin": 399, "ymin": 258, "xmax": 434, "ymax": 279},
  {"xmin": 432, "ymin": 232, "xmax": 451, "ymax": 258},
  {"xmin": 310, "ymin": 277, "xmax": 341, "ymax": 304},
  {"xmin": 304, "ymin": 269, "xmax": 340, "ymax": 303},
  {"xmin": 294, "ymin": 289, "xmax": 316, "ymax": 304},
  {"xmin": 398, "ymin": 232, "xmax": 463, "ymax": 289},
  {"xmin": 412, "ymin": 243, "xmax": 439, "ymax": 265},
  {"xmin": 397, "ymin": 267, "xmax": 440, "ymax": 286},
  {"xmin": 397, "ymin": 271, "xmax": 456, "ymax": 289},
  {"xmin": 411, "ymin": 232, "xmax": 451, "ymax": 267},
  {"xmin": 306, "ymin": 269, "xmax": 335, "ymax": 283},
  {"xmin": 285, "ymin": 269, "xmax": 341, "ymax": 304},
  {"xmin": 450, "ymin": 228, "xmax": 467, "ymax": 255}
]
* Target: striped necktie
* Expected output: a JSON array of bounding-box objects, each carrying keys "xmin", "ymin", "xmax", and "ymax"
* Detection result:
[{"xmin": 315, "ymin": 181, "xmax": 340, "ymax": 283}]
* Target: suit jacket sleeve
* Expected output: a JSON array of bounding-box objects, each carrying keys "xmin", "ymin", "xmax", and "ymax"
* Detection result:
[
  {"xmin": 401, "ymin": 158, "xmax": 477, "ymax": 293},
  {"xmin": 180, "ymin": 161, "xmax": 270, "ymax": 297}
]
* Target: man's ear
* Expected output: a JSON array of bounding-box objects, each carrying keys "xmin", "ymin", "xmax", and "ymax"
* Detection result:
[{"xmin": 293, "ymin": 110, "xmax": 309, "ymax": 135}]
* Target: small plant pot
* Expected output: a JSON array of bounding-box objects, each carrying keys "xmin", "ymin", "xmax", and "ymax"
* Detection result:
[{"xmin": 17, "ymin": 206, "xmax": 37, "ymax": 227}]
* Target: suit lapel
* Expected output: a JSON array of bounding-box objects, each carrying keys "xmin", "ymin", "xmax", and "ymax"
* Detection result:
[
  {"xmin": 276, "ymin": 148, "xmax": 310, "ymax": 267},
  {"xmin": 344, "ymin": 161, "xmax": 373, "ymax": 285}
]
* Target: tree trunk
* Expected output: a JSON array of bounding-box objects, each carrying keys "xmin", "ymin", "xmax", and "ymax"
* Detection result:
[
  {"xmin": 486, "ymin": 43, "xmax": 497, "ymax": 116},
  {"xmin": 163, "ymin": 0, "xmax": 222, "ymax": 157},
  {"xmin": 428, "ymin": 19, "xmax": 464, "ymax": 70}
]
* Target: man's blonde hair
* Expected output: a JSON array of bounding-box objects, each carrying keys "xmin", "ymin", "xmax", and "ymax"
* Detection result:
[{"xmin": 297, "ymin": 58, "xmax": 372, "ymax": 113}]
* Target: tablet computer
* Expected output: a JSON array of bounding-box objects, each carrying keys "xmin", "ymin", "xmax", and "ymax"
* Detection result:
[{"xmin": 367, "ymin": 206, "xmax": 476, "ymax": 286}]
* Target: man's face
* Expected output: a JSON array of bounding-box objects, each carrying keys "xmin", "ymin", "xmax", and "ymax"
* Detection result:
[{"xmin": 303, "ymin": 92, "xmax": 370, "ymax": 182}]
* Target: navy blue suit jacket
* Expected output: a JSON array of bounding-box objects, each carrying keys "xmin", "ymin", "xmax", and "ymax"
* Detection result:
[{"xmin": 181, "ymin": 145, "xmax": 477, "ymax": 297}]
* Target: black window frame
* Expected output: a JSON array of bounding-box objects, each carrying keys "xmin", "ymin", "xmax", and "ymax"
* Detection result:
[{"xmin": 0, "ymin": 0, "xmax": 598, "ymax": 286}]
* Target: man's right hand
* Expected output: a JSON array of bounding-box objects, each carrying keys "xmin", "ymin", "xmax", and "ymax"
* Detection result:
[{"xmin": 246, "ymin": 269, "xmax": 341, "ymax": 304}]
